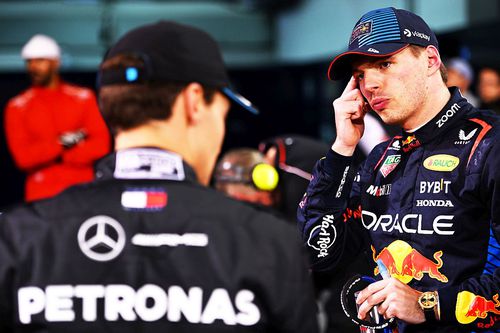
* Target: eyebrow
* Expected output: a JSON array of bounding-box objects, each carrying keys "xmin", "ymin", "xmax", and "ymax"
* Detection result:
[{"xmin": 352, "ymin": 55, "xmax": 395, "ymax": 72}]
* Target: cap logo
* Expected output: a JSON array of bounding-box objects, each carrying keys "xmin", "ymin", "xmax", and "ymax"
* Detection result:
[
  {"xmin": 413, "ymin": 31, "xmax": 430, "ymax": 41},
  {"xmin": 125, "ymin": 67, "xmax": 139, "ymax": 82},
  {"xmin": 404, "ymin": 28, "xmax": 430, "ymax": 41},
  {"xmin": 367, "ymin": 48, "xmax": 380, "ymax": 53},
  {"xmin": 350, "ymin": 21, "xmax": 372, "ymax": 44}
]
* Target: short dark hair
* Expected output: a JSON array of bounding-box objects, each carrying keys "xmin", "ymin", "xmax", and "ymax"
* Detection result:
[{"xmin": 98, "ymin": 54, "xmax": 217, "ymax": 133}]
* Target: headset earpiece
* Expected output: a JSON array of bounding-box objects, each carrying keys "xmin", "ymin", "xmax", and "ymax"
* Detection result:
[{"xmin": 251, "ymin": 164, "xmax": 279, "ymax": 191}]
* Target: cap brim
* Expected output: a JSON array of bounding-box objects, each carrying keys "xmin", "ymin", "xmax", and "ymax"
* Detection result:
[
  {"xmin": 327, "ymin": 43, "xmax": 409, "ymax": 80},
  {"xmin": 221, "ymin": 87, "xmax": 259, "ymax": 115}
]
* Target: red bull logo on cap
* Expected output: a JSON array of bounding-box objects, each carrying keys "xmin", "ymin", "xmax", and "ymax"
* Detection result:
[
  {"xmin": 350, "ymin": 21, "xmax": 372, "ymax": 44},
  {"xmin": 456, "ymin": 291, "xmax": 500, "ymax": 325},
  {"xmin": 372, "ymin": 240, "xmax": 448, "ymax": 284}
]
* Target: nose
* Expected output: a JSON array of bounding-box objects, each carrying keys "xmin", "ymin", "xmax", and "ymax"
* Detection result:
[{"xmin": 362, "ymin": 69, "xmax": 381, "ymax": 94}]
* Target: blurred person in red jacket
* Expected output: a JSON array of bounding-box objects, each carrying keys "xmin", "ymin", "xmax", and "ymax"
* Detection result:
[{"xmin": 4, "ymin": 34, "xmax": 111, "ymax": 202}]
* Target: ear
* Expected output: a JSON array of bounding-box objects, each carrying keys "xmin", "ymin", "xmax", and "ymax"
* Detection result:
[
  {"xmin": 182, "ymin": 82, "xmax": 205, "ymax": 125},
  {"xmin": 425, "ymin": 45, "xmax": 442, "ymax": 77}
]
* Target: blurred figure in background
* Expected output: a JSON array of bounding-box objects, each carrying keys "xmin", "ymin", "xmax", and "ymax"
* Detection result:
[
  {"xmin": 445, "ymin": 57, "xmax": 479, "ymax": 106},
  {"xmin": 258, "ymin": 134, "xmax": 329, "ymax": 221},
  {"xmin": 477, "ymin": 66, "xmax": 500, "ymax": 114},
  {"xmin": 214, "ymin": 148, "xmax": 279, "ymax": 209},
  {"xmin": 3, "ymin": 34, "xmax": 110, "ymax": 202}
]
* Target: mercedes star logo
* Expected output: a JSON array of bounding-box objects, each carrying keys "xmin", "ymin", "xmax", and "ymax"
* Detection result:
[{"xmin": 77, "ymin": 215, "xmax": 126, "ymax": 262}]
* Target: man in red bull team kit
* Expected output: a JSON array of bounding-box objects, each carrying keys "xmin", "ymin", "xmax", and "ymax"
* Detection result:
[
  {"xmin": 0, "ymin": 22, "xmax": 319, "ymax": 332},
  {"xmin": 298, "ymin": 7, "xmax": 500, "ymax": 332}
]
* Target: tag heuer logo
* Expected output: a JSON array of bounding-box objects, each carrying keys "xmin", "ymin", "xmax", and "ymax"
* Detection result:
[{"xmin": 380, "ymin": 155, "xmax": 401, "ymax": 178}]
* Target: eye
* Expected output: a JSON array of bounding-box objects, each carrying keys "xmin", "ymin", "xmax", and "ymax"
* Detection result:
[
  {"xmin": 380, "ymin": 61, "xmax": 391, "ymax": 69},
  {"xmin": 355, "ymin": 73, "xmax": 364, "ymax": 81}
]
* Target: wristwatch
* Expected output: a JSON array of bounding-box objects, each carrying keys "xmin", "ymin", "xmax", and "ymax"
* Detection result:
[{"xmin": 418, "ymin": 291, "xmax": 440, "ymax": 322}]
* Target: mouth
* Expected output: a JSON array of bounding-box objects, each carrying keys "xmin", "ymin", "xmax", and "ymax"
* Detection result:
[{"xmin": 370, "ymin": 97, "xmax": 390, "ymax": 112}]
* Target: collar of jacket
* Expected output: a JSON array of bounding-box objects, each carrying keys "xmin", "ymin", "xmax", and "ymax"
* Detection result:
[
  {"xmin": 401, "ymin": 87, "xmax": 472, "ymax": 146},
  {"xmin": 95, "ymin": 147, "xmax": 199, "ymax": 183}
]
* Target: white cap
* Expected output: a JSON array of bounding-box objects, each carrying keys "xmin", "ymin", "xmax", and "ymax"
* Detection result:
[
  {"xmin": 21, "ymin": 34, "xmax": 61, "ymax": 60},
  {"xmin": 446, "ymin": 57, "xmax": 474, "ymax": 82}
]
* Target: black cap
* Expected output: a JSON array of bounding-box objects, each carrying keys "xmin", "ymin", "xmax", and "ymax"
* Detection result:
[
  {"xmin": 97, "ymin": 20, "xmax": 258, "ymax": 114},
  {"xmin": 328, "ymin": 7, "xmax": 439, "ymax": 80}
]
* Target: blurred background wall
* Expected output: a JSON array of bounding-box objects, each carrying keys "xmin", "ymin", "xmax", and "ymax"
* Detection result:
[{"xmin": 1, "ymin": 0, "xmax": 499, "ymax": 208}]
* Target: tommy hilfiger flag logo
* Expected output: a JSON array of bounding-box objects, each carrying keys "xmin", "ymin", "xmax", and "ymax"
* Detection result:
[{"xmin": 121, "ymin": 189, "xmax": 168, "ymax": 210}]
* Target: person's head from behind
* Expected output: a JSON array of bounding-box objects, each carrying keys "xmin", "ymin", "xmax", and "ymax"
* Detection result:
[
  {"xmin": 327, "ymin": 7, "xmax": 448, "ymax": 129},
  {"xmin": 445, "ymin": 57, "xmax": 474, "ymax": 93},
  {"xmin": 478, "ymin": 67, "xmax": 500, "ymax": 104},
  {"xmin": 213, "ymin": 148, "xmax": 278, "ymax": 206},
  {"xmin": 21, "ymin": 34, "xmax": 61, "ymax": 87},
  {"xmin": 97, "ymin": 21, "xmax": 258, "ymax": 185}
]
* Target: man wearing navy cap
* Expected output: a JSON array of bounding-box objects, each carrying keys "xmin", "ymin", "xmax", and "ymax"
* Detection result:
[
  {"xmin": 0, "ymin": 21, "xmax": 319, "ymax": 332},
  {"xmin": 298, "ymin": 7, "xmax": 499, "ymax": 332}
]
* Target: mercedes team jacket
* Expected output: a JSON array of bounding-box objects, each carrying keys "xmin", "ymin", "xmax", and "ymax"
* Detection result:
[
  {"xmin": 0, "ymin": 148, "xmax": 319, "ymax": 333},
  {"xmin": 4, "ymin": 82, "xmax": 111, "ymax": 201},
  {"xmin": 298, "ymin": 88, "xmax": 500, "ymax": 332}
]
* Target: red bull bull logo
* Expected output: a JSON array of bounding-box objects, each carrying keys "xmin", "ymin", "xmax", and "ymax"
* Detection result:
[
  {"xmin": 401, "ymin": 135, "xmax": 421, "ymax": 152},
  {"xmin": 371, "ymin": 240, "xmax": 448, "ymax": 284},
  {"xmin": 456, "ymin": 291, "xmax": 500, "ymax": 325}
]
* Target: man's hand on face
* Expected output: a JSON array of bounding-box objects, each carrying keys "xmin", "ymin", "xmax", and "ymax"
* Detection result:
[{"xmin": 331, "ymin": 76, "xmax": 370, "ymax": 156}]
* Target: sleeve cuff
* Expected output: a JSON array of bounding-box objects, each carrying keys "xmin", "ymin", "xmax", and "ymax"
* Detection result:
[
  {"xmin": 437, "ymin": 285, "xmax": 460, "ymax": 324},
  {"xmin": 324, "ymin": 148, "xmax": 354, "ymax": 176}
]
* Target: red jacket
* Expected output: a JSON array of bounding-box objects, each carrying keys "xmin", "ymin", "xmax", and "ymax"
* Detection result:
[{"xmin": 4, "ymin": 82, "xmax": 111, "ymax": 201}]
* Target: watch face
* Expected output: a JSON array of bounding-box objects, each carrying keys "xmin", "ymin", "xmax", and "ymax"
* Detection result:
[{"xmin": 419, "ymin": 292, "xmax": 437, "ymax": 309}]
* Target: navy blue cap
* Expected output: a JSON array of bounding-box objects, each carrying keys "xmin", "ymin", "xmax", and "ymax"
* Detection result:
[
  {"xmin": 98, "ymin": 21, "xmax": 259, "ymax": 115},
  {"xmin": 328, "ymin": 7, "xmax": 439, "ymax": 80}
]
